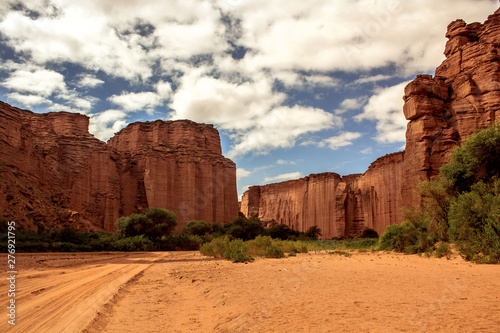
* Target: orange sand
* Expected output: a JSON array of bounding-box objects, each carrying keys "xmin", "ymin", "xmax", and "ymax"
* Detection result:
[{"xmin": 1, "ymin": 251, "xmax": 499, "ymax": 332}]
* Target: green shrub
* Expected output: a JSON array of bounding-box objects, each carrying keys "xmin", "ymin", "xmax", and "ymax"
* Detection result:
[
  {"xmin": 379, "ymin": 224, "xmax": 403, "ymax": 251},
  {"xmin": 305, "ymin": 225, "xmax": 322, "ymax": 240},
  {"xmin": 116, "ymin": 208, "xmax": 177, "ymax": 240},
  {"xmin": 157, "ymin": 234, "xmax": 203, "ymax": 251},
  {"xmin": 448, "ymin": 180, "xmax": 500, "ymax": 263},
  {"xmin": 199, "ymin": 237, "xmax": 231, "ymax": 258},
  {"xmin": 223, "ymin": 216, "xmax": 264, "ymax": 241},
  {"xmin": 183, "ymin": 220, "xmax": 212, "ymax": 236},
  {"xmin": 434, "ymin": 243, "xmax": 451, "ymax": 258},
  {"xmin": 378, "ymin": 211, "xmax": 435, "ymax": 254},
  {"xmin": 113, "ymin": 236, "xmax": 154, "ymax": 251}
]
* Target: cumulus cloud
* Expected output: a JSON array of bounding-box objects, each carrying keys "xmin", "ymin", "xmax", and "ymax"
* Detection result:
[
  {"xmin": 1, "ymin": 66, "xmax": 66, "ymax": 97},
  {"xmin": 355, "ymin": 81, "xmax": 410, "ymax": 143},
  {"xmin": 77, "ymin": 74, "xmax": 104, "ymax": 88},
  {"xmin": 303, "ymin": 131, "xmax": 363, "ymax": 150},
  {"xmin": 108, "ymin": 91, "xmax": 163, "ymax": 113},
  {"xmin": 235, "ymin": 0, "xmax": 498, "ymax": 74},
  {"xmin": 88, "ymin": 109, "xmax": 128, "ymax": 141},
  {"xmin": 353, "ymin": 74, "xmax": 393, "ymax": 85},
  {"xmin": 237, "ymin": 168, "xmax": 251, "ymax": 180},
  {"xmin": 0, "ymin": 0, "xmax": 497, "ymax": 158},
  {"xmin": 264, "ymin": 172, "xmax": 303, "ymax": 184},
  {"xmin": 6, "ymin": 92, "xmax": 50, "ymax": 107},
  {"xmin": 227, "ymin": 105, "xmax": 336, "ymax": 158},
  {"xmin": 335, "ymin": 96, "xmax": 368, "ymax": 115}
]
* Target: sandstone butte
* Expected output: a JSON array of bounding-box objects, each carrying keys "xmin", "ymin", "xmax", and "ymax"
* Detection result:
[
  {"xmin": 0, "ymin": 102, "xmax": 238, "ymax": 232},
  {"xmin": 241, "ymin": 8, "xmax": 500, "ymax": 239}
]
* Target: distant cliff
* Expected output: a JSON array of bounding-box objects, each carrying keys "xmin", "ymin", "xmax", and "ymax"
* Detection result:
[
  {"xmin": 241, "ymin": 152, "xmax": 404, "ymax": 238},
  {"xmin": 241, "ymin": 8, "xmax": 500, "ymax": 238},
  {"xmin": 0, "ymin": 101, "xmax": 238, "ymax": 231}
]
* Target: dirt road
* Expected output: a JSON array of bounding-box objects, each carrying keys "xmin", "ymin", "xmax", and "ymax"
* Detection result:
[
  {"xmin": 0, "ymin": 252, "xmax": 168, "ymax": 332},
  {"xmin": 2, "ymin": 251, "xmax": 500, "ymax": 332}
]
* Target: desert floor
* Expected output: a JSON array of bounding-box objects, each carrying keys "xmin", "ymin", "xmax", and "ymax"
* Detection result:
[{"xmin": 1, "ymin": 251, "xmax": 499, "ymax": 333}]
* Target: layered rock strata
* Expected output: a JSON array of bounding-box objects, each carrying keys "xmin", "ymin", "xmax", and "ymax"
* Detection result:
[
  {"xmin": 0, "ymin": 101, "xmax": 238, "ymax": 231},
  {"xmin": 242, "ymin": 9, "xmax": 500, "ymax": 238},
  {"xmin": 241, "ymin": 152, "xmax": 404, "ymax": 239},
  {"xmin": 402, "ymin": 8, "xmax": 500, "ymax": 207}
]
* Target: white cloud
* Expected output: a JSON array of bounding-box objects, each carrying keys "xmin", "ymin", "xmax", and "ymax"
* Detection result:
[
  {"xmin": 264, "ymin": 171, "xmax": 303, "ymax": 184},
  {"xmin": 227, "ymin": 105, "xmax": 336, "ymax": 158},
  {"xmin": 353, "ymin": 74, "xmax": 393, "ymax": 85},
  {"xmin": 108, "ymin": 91, "xmax": 163, "ymax": 113},
  {"xmin": 88, "ymin": 109, "xmax": 128, "ymax": 141},
  {"xmin": 310, "ymin": 132, "xmax": 363, "ymax": 150},
  {"xmin": 360, "ymin": 147, "xmax": 373, "ymax": 154},
  {"xmin": 276, "ymin": 159, "xmax": 296, "ymax": 165},
  {"xmin": 355, "ymin": 81, "xmax": 410, "ymax": 143},
  {"xmin": 274, "ymin": 71, "xmax": 339, "ymax": 89},
  {"xmin": 1, "ymin": 67, "xmax": 66, "ymax": 97},
  {"xmin": 0, "ymin": 0, "xmax": 497, "ymax": 158},
  {"xmin": 335, "ymin": 96, "xmax": 368, "ymax": 114},
  {"xmin": 237, "ymin": 168, "xmax": 251, "ymax": 180},
  {"xmin": 7, "ymin": 92, "xmax": 50, "ymax": 107},
  {"xmin": 170, "ymin": 70, "xmax": 284, "ymax": 131},
  {"xmin": 77, "ymin": 74, "xmax": 104, "ymax": 88},
  {"xmin": 235, "ymin": 0, "xmax": 498, "ymax": 74}
]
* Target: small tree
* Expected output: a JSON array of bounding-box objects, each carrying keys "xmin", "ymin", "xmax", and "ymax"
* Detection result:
[
  {"xmin": 116, "ymin": 208, "xmax": 177, "ymax": 240},
  {"xmin": 440, "ymin": 124, "xmax": 500, "ymax": 194},
  {"xmin": 184, "ymin": 220, "xmax": 212, "ymax": 236},
  {"xmin": 305, "ymin": 225, "xmax": 322, "ymax": 240},
  {"xmin": 223, "ymin": 216, "xmax": 264, "ymax": 241}
]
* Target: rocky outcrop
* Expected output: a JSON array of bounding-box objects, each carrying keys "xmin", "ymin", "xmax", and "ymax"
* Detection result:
[
  {"xmin": 242, "ymin": 9, "xmax": 500, "ymax": 238},
  {"xmin": 241, "ymin": 173, "xmax": 348, "ymax": 238},
  {"xmin": 0, "ymin": 101, "xmax": 238, "ymax": 231},
  {"xmin": 402, "ymin": 8, "xmax": 500, "ymax": 207},
  {"xmin": 241, "ymin": 153, "xmax": 404, "ymax": 238}
]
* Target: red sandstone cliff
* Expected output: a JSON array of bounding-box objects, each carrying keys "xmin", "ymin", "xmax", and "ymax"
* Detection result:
[
  {"xmin": 241, "ymin": 8, "xmax": 500, "ymax": 238},
  {"xmin": 241, "ymin": 152, "xmax": 404, "ymax": 239},
  {"xmin": 0, "ymin": 101, "xmax": 238, "ymax": 231},
  {"xmin": 402, "ymin": 8, "xmax": 500, "ymax": 207}
]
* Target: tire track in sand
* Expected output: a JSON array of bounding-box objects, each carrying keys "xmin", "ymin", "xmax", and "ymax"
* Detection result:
[{"xmin": 0, "ymin": 252, "xmax": 169, "ymax": 333}]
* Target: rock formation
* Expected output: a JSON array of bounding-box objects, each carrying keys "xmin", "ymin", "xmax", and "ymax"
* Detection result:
[
  {"xmin": 0, "ymin": 101, "xmax": 238, "ymax": 232},
  {"xmin": 242, "ymin": 9, "xmax": 500, "ymax": 238},
  {"xmin": 402, "ymin": 8, "xmax": 500, "ymax": 207},
  {"xmin": 241, "ymin": 152, "xmax": 404, "ymax": 239}
]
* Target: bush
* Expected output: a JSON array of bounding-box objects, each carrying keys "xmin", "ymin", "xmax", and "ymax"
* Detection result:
[
  {"xmin": 441, "ymin": 124, "xmax": 500, "ymax": 194},
  {"xmin": 116, "ymin": 208, "xmax": 177, "ymax": 240},
  {"xmin": 156, "ymin": 234, "xmax": 203, "ymax": 251},
  {"xmin": 223, "ymin": 217, "xmax": 264, "ymax": 241},
  {"xmin": 183, "ymin": 220, "xmax": 212, "ymax": 236},
  {"xmin": 305, "ymin": 226, "xmax": 322, "ymax": 240},
  {"xmin": 434, "ymin": 243, "xmax": 451, "ymax": 258},
  {"xmin": 267, "ymin": 224, "xmax": 300, "ymax": 240},
  {"xmin": 448, "ymin": 180, "xmax": 500, "ymax": 263},
  {"xmin": 378, "ymin": 210, "xmax": 435, "ymax": 254},
  {"xmin": 199, "ymin": 237, "xmax": 231, "ymax": 258},
  {"xmin": 113, "ymin": 235, "xmax": 154, "ymax": 251}
]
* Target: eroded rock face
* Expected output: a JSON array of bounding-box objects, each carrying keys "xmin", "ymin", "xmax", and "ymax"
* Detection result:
[
  {"xmin": 241, "ymin": 153, "xmax": 404, "ymax": 238},
  {"xmin": 242, "ymin": 9, "xmax": 500, "ymax": 238},
  {"xmin": 0, "ymin": 101, "xmax": 238, "ymax": 231},
  {"xmin": 402, "ymin": 8, "xmax": 500, "ymax": 208}
]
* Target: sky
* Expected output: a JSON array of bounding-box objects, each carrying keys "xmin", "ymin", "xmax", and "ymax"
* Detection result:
[{"xmin": 0, "ymin": 0, "xmax": 499, "ymax": 199}]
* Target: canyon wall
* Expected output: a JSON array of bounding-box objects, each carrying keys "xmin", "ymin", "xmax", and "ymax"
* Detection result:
[
  {"xmin": 402, "ymin": 8, "xmax": 500, "ymax": 207},
  {"xmin": 242, "ymin": 9, "xmax": 500, "ymax": 238},
  {"xmin": 241, "ymin": 152, "xmax": 404, "ymax": 238},
  {"xmin": 0, "ymin": 101, "xmax": 238, "ymax": 231}
]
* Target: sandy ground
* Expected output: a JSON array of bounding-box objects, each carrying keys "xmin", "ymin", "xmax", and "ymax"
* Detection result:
[{"xmin": 1, "ymin": 251, "xmax": 500, "ymax": 333}]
